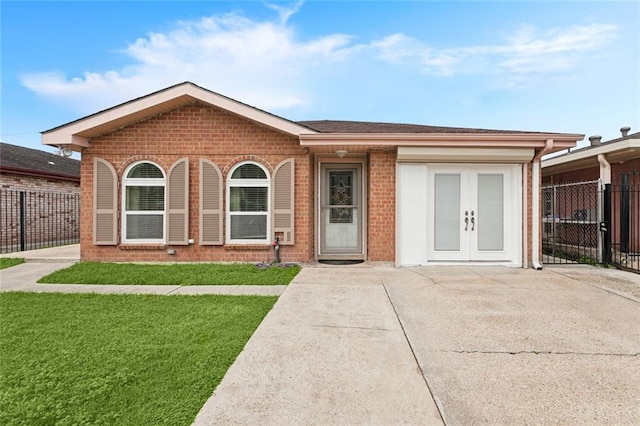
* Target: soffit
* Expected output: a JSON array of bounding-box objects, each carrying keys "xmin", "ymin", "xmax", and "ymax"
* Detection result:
[{"xmin": 299, "ymin": 133, "xmax": 582, "ymax": 152}]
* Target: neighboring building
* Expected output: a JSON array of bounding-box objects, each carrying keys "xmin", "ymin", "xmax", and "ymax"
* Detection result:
[
  {"xmin": 542, "ymin": 128, "xmax": 640, "ymax": 267},
  {"xmin": 42, "ymin": 82, "xmax": 582, "ymax": 266},
  {"xmin": 542, "ymin": 128, "xmax": 640, "ymax": 186},
  {"xmin": 0, "ymin": 142, "xmax": 80, "ymax": 192},
  {"xmin": 0, "ymin": 142, "xmax": 81, "ymax": 252}
]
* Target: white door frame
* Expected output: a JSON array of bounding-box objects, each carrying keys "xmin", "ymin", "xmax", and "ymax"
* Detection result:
[{"xmin": 397, "ymin": 163, "xmax": 522, "ymax": 266}]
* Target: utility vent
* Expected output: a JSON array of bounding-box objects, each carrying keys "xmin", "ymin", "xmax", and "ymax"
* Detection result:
[
  {"xmin": 589, "ymin": 135, "xmax": 602, "ymax": 146},
  {"xmin": 620, "ymin": 126, "xmax": 631, "ymax": 137}
]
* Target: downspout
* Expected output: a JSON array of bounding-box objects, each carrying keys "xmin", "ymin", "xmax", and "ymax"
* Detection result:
[
  {"xmin": 597, "ymin": 154, "xmax": 611, "ymax": 185},
  {"xmin": 531, "ymin": 139, "xmax": 554, "ymax": 270},
  {"xmin": 597, "ymin": 154, "xmax": 611, "ymax": 264}
]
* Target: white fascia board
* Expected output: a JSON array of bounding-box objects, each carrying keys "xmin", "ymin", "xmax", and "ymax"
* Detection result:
[
  {"xmin": 542, "ymin": 139, "xmax": 640, "ymax": 168},
  {"xmin": 397, "ymin": 147, "xmax": 535, "ymax": 163}
]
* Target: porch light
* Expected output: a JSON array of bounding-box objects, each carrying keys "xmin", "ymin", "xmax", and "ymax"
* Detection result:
[{"xmin": 335, "ymin": 150, "xmax": 348, "ymax": 158}]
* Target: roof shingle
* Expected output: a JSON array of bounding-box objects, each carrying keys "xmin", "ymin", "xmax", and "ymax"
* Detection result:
[
  {"xmin": 0, "ymin": 142, "xmax": 80, "ymax": 180},
  {"xmin": 296, "ymin": 120, "xmax": 550, "ymax": 134}
]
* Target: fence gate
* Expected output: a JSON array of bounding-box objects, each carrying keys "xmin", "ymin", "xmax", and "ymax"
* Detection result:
[
  {"xmin": 542, "ymin": 180, "xmax": 601, "ymax": 265},
  {"xmin": 608, "ymin": 171, "xmax": 640, "ymax": 273},
  {"xmin": 0, "ymin": 189, "xmax": 80, "ymax": 254}
]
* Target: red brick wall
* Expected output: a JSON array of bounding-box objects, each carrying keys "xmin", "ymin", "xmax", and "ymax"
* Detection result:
[
  {"xmin": 543, "ymin": 166, "xmax": 599, "ymax": 185},
  {"xmin": 1, "ymin": 174, "xmax": 80, "ymax": 193},
  {"xmin": 80, "ymin": 102, "xmax": 312, "ymax": 263},
  {"xmin": 367, "ymin": 150, "xmax": 396, "ymax": 261},
  {"xmin": 543, "ymin": 159, "xmax": 640, "ymax": 185}
]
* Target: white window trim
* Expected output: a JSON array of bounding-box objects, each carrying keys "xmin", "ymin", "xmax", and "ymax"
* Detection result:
[
  {"xmin": 226, "ymin": 161, "xmax": 271, "ymax": 244},
  {"xmin": 121, "ymin": 161, "xmax": 166, "ymax": 244}
]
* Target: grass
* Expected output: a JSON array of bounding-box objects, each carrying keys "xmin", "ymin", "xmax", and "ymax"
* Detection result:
[
  {"xmin": 38, "ymin": 261, "xmax": 301, "ymax": 285},
  {"xmin": 0, "ymin": 292, "xmax": 277, "ymax": 425},
  {"xmin": 0, "ymin": 258, "xmax": 24, "ymax": 270}
]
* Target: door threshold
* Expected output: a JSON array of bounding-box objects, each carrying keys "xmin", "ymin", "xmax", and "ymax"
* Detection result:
[{"xmin": 318, "ymin": 259, "xmax": 365, "ymax": 266}]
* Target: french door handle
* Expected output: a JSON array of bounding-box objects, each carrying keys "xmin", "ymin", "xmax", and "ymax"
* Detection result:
[
  {"xmin": 471, "ymin": 216, "xmax": 475, "ymax": 231},
  {"xmin": 464, "ymin": 216, "xmax": 469, "ymax": 231}
]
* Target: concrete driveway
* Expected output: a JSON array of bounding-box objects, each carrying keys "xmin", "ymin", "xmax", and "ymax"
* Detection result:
[{"xmin": 195, "ymin": 264, "xmax": 640, "ymax": 425}]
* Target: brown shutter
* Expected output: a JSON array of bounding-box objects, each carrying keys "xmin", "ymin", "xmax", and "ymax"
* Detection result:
[
  {"xmin": 273, "ymin": 158, "xmax": 295, "ymax": 245},
  {"xmin": 167, "ymin": 158, "xmax": 189, "ymax": 245},
  {"xmin": 199, "ymin": 159, "xmax": 223, "ymax": 245},
  {"xmin": 93, "ymin": 157, "xmax": 118, "ymax": 245}
]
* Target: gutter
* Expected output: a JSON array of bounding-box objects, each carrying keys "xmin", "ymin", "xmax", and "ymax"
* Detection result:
[{"xmin": 531, "ymin": 139, "xmax": 554, "ymax": 270}]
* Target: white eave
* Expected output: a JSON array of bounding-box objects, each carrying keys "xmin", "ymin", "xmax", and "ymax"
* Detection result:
[
  {"xmin": 42, "ymin": 82, "xmax": 316, "ymax": 151},
  {"xmin": 299, "ymin": 132, "xmax": 582, "ymax": 151},
  {"xmin": 542, "ymin": 137, "xmax": 640, "ymax": 174}
]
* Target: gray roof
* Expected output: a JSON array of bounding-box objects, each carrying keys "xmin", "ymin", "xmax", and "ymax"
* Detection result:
[
  {"xmin": 297, "ymin": 120, "xmax": 550, "ymax": 134},
  {"xmin": 0, "ymin": 142, "xmax": 80, "ymax": 181}
]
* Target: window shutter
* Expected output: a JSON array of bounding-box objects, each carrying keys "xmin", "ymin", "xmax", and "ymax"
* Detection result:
[
  {"xmin": 200, "ymin": 159, "xmax": 223, "ymax": 245},
  {"xmin": 93, "ymin": 157, "xmax": 117, "ymax": 245},
  {"xmin": 273, "ymin": 158, "xmax": 295, "ymax": 245},
  {"xmin": 167, "ymin": 158, "xmax": 189, "ymax": 245}
]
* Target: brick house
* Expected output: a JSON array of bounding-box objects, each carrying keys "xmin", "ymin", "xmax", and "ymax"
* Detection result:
[
  {"xmin": 42, "ymin": 82, "xmax": 582, "ymax": 267},
  {"xmin": 0, "ymin": 142, "xmax": 80, "ymax": 192}
]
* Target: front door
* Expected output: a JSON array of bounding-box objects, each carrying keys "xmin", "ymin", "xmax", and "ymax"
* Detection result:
[
  {"xmin": 318, "ymin": 163, "xmax": 364, "ymax": 259},
  {"xmin": 427, "ymin": 165, "xmax": 519, "ymax": 262}
]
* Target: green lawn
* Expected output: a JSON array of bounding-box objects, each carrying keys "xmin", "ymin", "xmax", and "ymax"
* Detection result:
[
  {"xmin": 0, "ymin": 258, "xmax": 24, "ymax": 270},
  {"xmin": 0, "ymin": 292, "xmax": 277, "ymax": 425},
  {"xmin": 38, "ymin": 261, "xmax": 300, "ymax": 285}
]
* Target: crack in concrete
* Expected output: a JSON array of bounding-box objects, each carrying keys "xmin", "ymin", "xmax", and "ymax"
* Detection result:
[
  {"xmin": 382, "ymin": 281, "xmax": 447, "ymax": 425},
  {"xmin": 312, "ymin": 324, "xmax": 392, "ymax": 332},
  {"xmin": 548, "ymin": 269, "xmax": 640, "ymax": 304},
  {"xmin": 436, "ymin": 349, "xmax": 640, "ymax": 357}
]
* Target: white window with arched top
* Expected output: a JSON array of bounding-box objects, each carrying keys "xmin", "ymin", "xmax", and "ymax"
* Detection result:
[
  {"xmin": 122, "ymin": 161, "xmax": 166, "ymax": 243},
  {"xmin": 226, "ymin": 162, "xmax": 270, "ymax": 244}
]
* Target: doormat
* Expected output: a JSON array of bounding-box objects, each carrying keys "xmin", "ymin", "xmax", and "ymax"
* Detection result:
[{"xmin": 318, "ymin": 260, "xmax": 364, "ymax": 265}]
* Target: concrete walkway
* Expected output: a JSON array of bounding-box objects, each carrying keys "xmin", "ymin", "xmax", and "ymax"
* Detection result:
[{"xmin": 0, "ymin": 245, "xmax": 284, "ymax": 296}]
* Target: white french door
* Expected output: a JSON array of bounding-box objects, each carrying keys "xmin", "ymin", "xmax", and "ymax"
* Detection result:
[{"xmin": 427, "ymin": 165, "xmax": 519, "ymax": 262}]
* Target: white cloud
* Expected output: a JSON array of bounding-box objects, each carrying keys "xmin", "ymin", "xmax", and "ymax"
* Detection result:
[
  {"xmin": 21, "ymin": 3, "xmax": 354, "ymax": 113},
  {"xmin": 21, "ymin": 3, "xmax": 618, "ymax": 113},
  {"xmin": 366, "ymin": 23, "xmax": 618, "ymax": 85}
]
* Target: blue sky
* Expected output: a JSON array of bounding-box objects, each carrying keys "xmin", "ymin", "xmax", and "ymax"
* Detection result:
[{"xmin": 2, "ymin": 1, "xmax": 639, "ymax": 157}]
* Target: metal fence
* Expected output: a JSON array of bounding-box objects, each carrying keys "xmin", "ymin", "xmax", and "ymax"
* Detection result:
[
  {"xmin": 542, "ymin": 180, "xmax": 600, "ymax": 265},
  {"xmin": 607, "ymin": 171, "xmax": 640, "ymax": 273},
  {"xmin": 0, "ymin": 189, "xmax": 80, "ymax": 254},
  {"xmin": 543, "ymin": 172, "xmax": 640, "ymax": 274}
]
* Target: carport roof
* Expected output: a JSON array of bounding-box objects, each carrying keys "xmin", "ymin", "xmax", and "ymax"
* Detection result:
[{"xmin": 542, "ymin": 131, "xmax": 640, "ymax": 175}]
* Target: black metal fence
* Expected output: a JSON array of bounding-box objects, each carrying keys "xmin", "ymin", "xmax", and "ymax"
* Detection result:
[
  {"xmin": 607, "ymin": 171, "xmax": 640, "ymax": 273},
  {"xmin": 0, "ymin": 189, "xmax": 80, "ymax": 254},
  {"xmin": 543, "ymin": 172, "xmax": 640, "ymax": 274}
]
